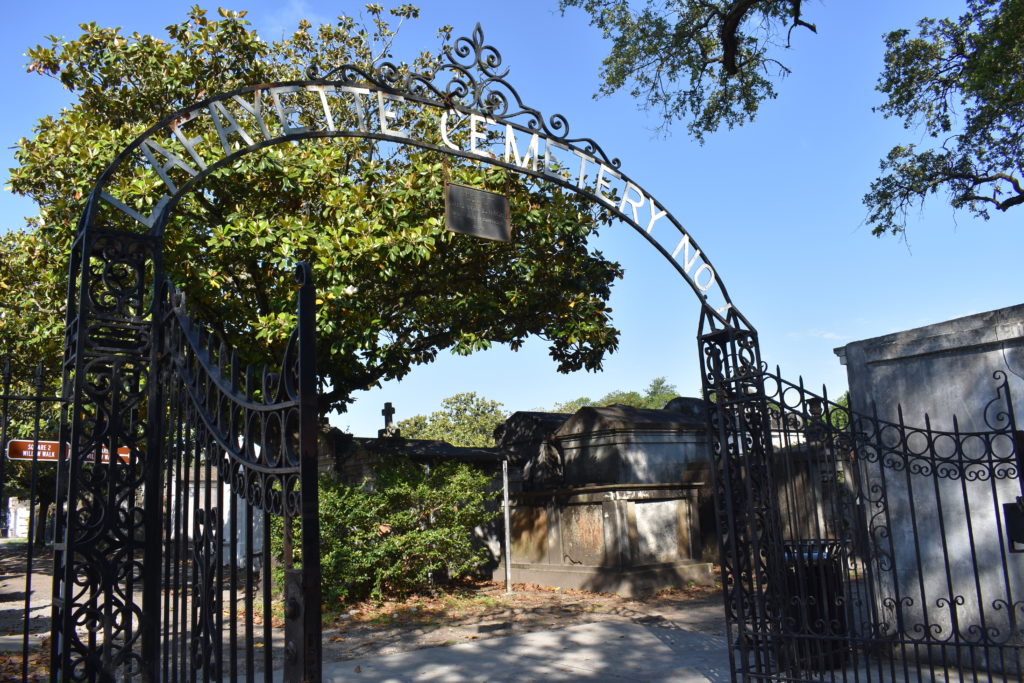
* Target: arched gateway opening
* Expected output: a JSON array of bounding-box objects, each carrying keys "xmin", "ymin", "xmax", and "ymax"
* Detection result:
[
  {"xmin": 51, "ymin": 22, "xmax": 784, "ymax": 682},
  {"xmin": 47, "ymin": 21, "xmax": 1024, "ymax": 683}
]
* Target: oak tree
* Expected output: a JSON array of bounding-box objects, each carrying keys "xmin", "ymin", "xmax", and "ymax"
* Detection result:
[
  {"xmin": 563, "ymin": 0, "xmax": 1023, "ymax": 235},
  {"xmin": 559, "ymin": 0, "xmax": 818, "ymax": 141},
  {"xmin": 866, "ymin": 0, "xmax": 1024, "ymax": 235}
]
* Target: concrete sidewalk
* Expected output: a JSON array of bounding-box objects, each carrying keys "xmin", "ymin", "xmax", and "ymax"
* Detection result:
[{"xmin": 323, "ymin": 621, "xmax": 731, "ymax": 682}]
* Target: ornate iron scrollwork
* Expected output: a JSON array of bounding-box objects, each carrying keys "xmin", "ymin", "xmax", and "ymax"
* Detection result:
[
  {"xmin": 308, "ymin": 23, "xmax": 620, "ymax": 169},
  {"xmin": 162, "ymin": 283, "xmax": 304, "ymax": 518},
  {"xmin": 53, "ymin": 230, "xmax": 157, "ymax": 681},
  {"xmin": 749, "ymin": 367, "xmax": 1024, "ymax": 676}
]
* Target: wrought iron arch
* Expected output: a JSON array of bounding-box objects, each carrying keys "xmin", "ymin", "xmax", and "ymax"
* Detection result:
[
  {"xmin": 77, "ymin": 23, "xmax": 745, "ymax": 331},
  {"xmin": 57, "ymin": 23, "xmax": 777, "ymax": 681}
]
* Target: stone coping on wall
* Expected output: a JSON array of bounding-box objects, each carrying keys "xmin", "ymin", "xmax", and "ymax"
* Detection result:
[
  {"xmin": 834, "ymin": 303, "xmax": 1024, "ymax": 366},
  {"xmin": 554, "ymin": 429, "xmax": 710, "ymax": 450},
  {"xmin": 554, "ymin": 404, "xmax": 706, "ymax": 438}
]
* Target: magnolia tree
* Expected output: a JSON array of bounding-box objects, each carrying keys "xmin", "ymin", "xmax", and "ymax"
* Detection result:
[{"xmin": 5, "ymin": 5, "xmax": 623, "ymax": 416}]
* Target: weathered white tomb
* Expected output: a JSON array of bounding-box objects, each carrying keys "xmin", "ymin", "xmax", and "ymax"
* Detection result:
[
  {"xmin": 492, "ymin": 398, "xmax": 716, "ymax": 596},
  {"xmin": 834, "ymin": 304, "xmax": 1024, "ymax": 670}
]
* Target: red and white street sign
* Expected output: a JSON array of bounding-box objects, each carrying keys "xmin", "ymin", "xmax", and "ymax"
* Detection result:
[
  {"xmin": 6, "ymin": 440, "xmax": 130, "ymax": 463},
  {"xmin": 6, "ymin": 440, "xmax": 60, "ymax": 462}
]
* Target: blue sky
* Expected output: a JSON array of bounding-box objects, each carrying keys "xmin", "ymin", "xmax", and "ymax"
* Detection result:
[{"xmin": 3, "ymin": 1, "xmax": 1021, "ymax": 437}]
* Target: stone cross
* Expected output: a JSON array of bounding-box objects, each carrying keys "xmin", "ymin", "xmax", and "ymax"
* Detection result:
[{"xmin": 378, "ymin": 402, "xmax": 399, "ymax": 439}]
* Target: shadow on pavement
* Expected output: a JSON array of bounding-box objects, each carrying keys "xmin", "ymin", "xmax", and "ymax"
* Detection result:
[{"xmin": 327, "ymin": 621, "xmax": 730, "ymax": 682}]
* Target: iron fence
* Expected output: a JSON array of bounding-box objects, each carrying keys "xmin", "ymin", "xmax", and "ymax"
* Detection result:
[
  {"xmin": 0, "ymin": 358, "xmax": 63, "ymax": 680},
  {"xmin": 717, "ymin": 366, "xmax": 1024, "ymax": 682},
  {"xmin": 146, "ymin": 265, "xmax": 321, "ymax": 681},
  {"xmin": 1, "ymin": 262, "xmax": 321, "ymax": 681}
]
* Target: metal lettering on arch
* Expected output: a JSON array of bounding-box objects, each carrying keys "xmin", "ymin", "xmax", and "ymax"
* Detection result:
[
  {"xmin": 56, "ymin": 21, "xmax": 787, "ymax": 682},
  {"xmin": 85, "ymin": 25, "xmax": 738, "ymax": 325}
]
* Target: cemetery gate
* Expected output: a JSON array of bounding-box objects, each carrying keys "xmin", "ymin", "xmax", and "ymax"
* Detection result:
[
  {"xmin": 701, "ymin": 354, "xmax": 1024, "ymax": 682},
  {"xmin": 54, "ymin": 244, "xmax": 322, "ymax": 680},
  {"xmin": 1, "ymin": 20, "xmax": 1020, "ymax": 682}
]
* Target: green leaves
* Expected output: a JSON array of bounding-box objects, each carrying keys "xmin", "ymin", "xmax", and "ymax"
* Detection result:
[
  {"xmin": 561, "ymin": 0, "xmax": 817, "ymax": 140},
  {"xmin": 551, "ymin": 376, "xmax": 679, "ymax": 412},
  {"xmin": 397, "ymin": 393, "xmax": 508, "ymax": 447},
  {"xmin": 0, "ymin": 230, "xmax": 66, "ymax": 384},
  {"xmin": 8, "ymin": 5, "xmax": 623, "ymax": 417},
  {"xmin": 867, "ymin": 0, "xmax": 1024, "ymax": 235},
  {"xmin": 566, "ymin": 1, "xmax": 1023, "ymax": 233},
  {"xmin": 306, "ymin": 461, "xmax": 496, "ymax": 604}
]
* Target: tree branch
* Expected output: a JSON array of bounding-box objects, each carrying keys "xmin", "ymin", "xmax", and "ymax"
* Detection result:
[
  {"xmin": 961, "ymin": 192, "xmax": 1024, "ymax": 211},
  {"xmin": 960, "ymin": 171, "xmax": 1024, "ymax": 211},
  {"xmin": 720, "ymin": 0, "xmax": 762, "ymax": 75},
  {"xmin": 720, "ymin": 1, "xmax": 816, "ymax": 74},
  {"xmin": 790, "ymin": 0, "xmax": 817, "ymax": 35},
  {"xmin": 787, "ymin": 0, "xmax": 817, "ymax": 48}
]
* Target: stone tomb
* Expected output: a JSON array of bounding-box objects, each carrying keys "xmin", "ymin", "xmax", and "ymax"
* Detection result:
[
  {"xmin": 834, "ymin": 304, "xmax": 1024, "ymax": 673},
  {"xmin": 494, "ymin": 399, "xmax": 715, "ymax": 596}
]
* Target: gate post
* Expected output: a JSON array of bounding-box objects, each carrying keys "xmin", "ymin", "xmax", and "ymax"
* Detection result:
[
  {"xmin": 284, "ymin": 262, "xmax": 321, "ymax": 682},
  {"xmin": 699, "ymin": 311, "xmax": 787, "ymax": 675},
  {"xmin": 141, "ymin": 274, "xmax": 168, "ymax": 682},
  {"xmin": 53, "ymin": 224, "xmax": 160, "ymax": 680}
]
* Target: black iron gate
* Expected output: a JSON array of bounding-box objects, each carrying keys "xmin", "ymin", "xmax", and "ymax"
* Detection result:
[
  {"xmin": 35, "ymin": 24, "xmax": 758, "ymax": 679},
  {"xmin": 146, "ymin": 264, "xmax": 321, "ymax": 681},
  {"xmin": 4, "ymin": 18, "xmax": 1019, "ymax": 683},
  {"xmin": 0, "ymin": 359, "xmax": 63, "ymax": 680},
  {"xmin": 46, "ymin": 222, "xmax": 321, "ymax": 680},
  {"xmin": 702, "ymin": 341, "xmax": 1024, "ymax": 681}
]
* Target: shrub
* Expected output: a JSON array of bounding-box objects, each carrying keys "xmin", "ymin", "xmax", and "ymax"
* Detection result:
[{"xmin": 280, "ymin": 456, "xmax": 497, "ymax": 605}]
